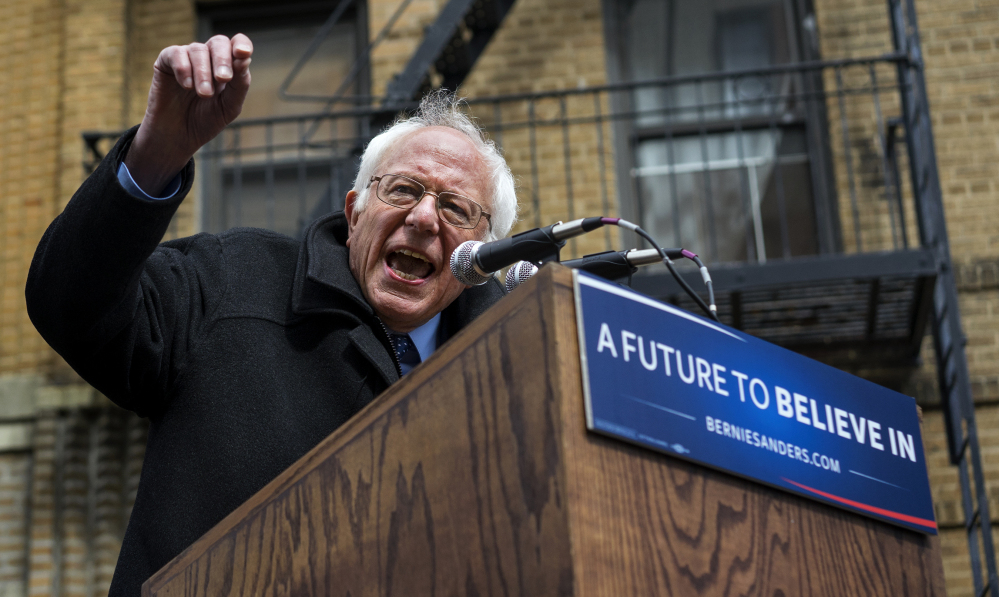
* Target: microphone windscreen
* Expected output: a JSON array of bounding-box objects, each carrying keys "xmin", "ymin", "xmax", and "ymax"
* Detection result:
[
  {"xmin": 450, "ymin": 241, "xmax": 492, "ymax": 286},
  {"xmin": 504, "ymin": 261, "xmax": 538, "ymax": 293}
]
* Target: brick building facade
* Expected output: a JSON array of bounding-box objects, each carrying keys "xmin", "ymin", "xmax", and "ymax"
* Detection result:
[{"xmin": 0, "ymin": 0, "xmax": 997, "ymax": 595}]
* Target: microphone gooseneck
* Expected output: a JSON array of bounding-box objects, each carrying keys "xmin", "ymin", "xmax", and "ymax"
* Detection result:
[
  {"xmin": 559, "ymin": 248, "xmax": 684, "ymax": 281},
  {"xmin": 504, "ymin": 248, "xmax": 685, "ymax": 291},
  {"xmin": 450, "ymin": 217, "xmax": 607, "ymax": 286},
  {"xmin": 450, "ymin": 215, "xmax": 719, "ymax": 322}
]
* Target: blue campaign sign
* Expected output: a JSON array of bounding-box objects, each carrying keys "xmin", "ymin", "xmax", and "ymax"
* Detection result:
[{"xmin": 573, "ymin": 271, "xmax": 937, "ymax": 534}]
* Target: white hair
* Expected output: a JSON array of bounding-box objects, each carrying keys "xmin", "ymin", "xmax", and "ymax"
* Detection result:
[{"xmin": 351, "ymin": 90, "xmax": 518, "ymax": 242}]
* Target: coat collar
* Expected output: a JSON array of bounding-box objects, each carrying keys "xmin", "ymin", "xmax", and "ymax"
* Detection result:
[{"xmin": 291, "ymin": 211, "xmax": 370, "ymax": 316}]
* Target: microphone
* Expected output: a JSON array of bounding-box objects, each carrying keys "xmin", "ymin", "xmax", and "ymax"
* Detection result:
[
  {"xmin": 562, "ymin": 248, "xmax": 684, "ymax": 280},
  {"xmin": 504, "ymin": 247, "xmax": 686, "ymax": 291},
  {"xmin": 450, "ymin": 217, "xmax": 606, "ymax": 285},
  {"xmin": 504, "ymin": 260, "xmax": 539, "ymax": 292}
]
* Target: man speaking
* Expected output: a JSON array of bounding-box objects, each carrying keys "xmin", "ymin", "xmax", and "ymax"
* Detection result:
[{"xmin": 26, "ymin": 34, "xmax": 516, "ymax": 596}]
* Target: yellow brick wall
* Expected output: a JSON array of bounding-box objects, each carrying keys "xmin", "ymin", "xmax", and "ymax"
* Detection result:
[
  {"xmin": 0, "ymin": 0, "xmax": 69, "ymax": 377},
  {"xmin": 0, "ymin": 0, "xmax": 196, "ymax": 381},
  {"xmin": 916, "ymin": 0, "xmax": 999, "ymax": 263},
  {"xmin": 369, "ymin": 0, "xmax": 444, "ymax": 97},
  {"xmin": 1, "ymin": 0, "xmax": 997, "ymax": 595},
  {"xmin": 815, "ymin": 0, "xmax": 999, "ymax": 263}
]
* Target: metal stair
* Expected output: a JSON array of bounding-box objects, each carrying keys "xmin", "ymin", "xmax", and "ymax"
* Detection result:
[
  {"xmin": 888, "ymin": 0, "xmax": 999, "ymax": 595},
  {"xmin": 384, "ymin": 0, "xmax": 518, "ymax": 104}
]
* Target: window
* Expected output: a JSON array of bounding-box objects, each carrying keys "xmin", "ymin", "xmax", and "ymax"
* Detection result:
[
  {"xmin": 605, "ymin": 0, "xmax": 837, "ymax": 264},
  {"xmin": 198, "ymin": 0, "xmax": 368, "ymax": 237}
]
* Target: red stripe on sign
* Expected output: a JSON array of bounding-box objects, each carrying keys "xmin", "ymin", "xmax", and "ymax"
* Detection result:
[{"xmin": 782, "ymin": 477, "xmax": 937, "ymax": 530}]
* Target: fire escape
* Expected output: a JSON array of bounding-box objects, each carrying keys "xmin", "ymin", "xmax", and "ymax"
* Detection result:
[{"xmin": 80, "ymin": 0, "xmax": 996, "ymax": 593}]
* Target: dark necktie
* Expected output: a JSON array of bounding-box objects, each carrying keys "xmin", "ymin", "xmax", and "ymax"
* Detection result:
[{"xmin": 390, "ymin": 333, "xmax": 422, "ymax": 368}]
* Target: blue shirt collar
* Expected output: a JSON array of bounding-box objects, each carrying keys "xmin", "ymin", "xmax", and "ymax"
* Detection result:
[{"xmin": 406, "ymin": 312, "xmax": 441, "ymax": 363}]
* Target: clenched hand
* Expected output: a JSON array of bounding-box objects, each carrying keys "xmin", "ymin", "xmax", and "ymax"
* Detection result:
[{"xmin": 125, "ymin": 34, "xmax": 253, "ymax": 195}]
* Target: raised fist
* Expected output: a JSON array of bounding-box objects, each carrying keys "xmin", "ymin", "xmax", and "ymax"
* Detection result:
[{"xmin": 125, "ymin": 34, "xmax": 254, "ymax": 195}]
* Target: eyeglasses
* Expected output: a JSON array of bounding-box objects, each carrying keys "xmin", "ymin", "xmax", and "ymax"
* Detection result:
[{"xmin": 369, "ymin": 174, "xmax": 491, "ymax": 230}]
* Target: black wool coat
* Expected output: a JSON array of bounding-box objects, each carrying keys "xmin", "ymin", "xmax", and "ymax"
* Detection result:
[{"xmin": 25, "ymin": 128, "xmax": 505, "ymax": 597}]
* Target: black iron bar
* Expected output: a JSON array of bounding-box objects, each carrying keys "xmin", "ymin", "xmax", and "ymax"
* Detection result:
[
  {"xmin": 294, "ymin": 0, "xmax": 417, "ymax": 144},
  {"xmin": 892, "ymin": 0, "xmax": 999, "ymax": 587},
  {"xmin": 627, "ymin": 90, "xmax": 647, "ymax": 251},
  {"xmin": 283, "ymin": 0, "xmax": 413, "ymax": 106},
  {"xmin": 218, "ymin": 78, "xmax": 905, "ymax": 132},
  {"xmin": 961, "ymin": 457, "xmax": 986, "ymax": 597},
  {"xmin": 560, "ymin": 97, "xmax": 577, "ymax": 256},
  {"xmin": 80, "ymin": 70, "xmax": 911, "ymax": 170},
  {"xmin": 661, "ymin": 85, "xmax": 683, "ymax": 249},
  {"xmin": 970, "ymin": 421, "xmax": 998, "ymax": 594},
  {"xmin": 885, "ymin": 119, "xmax": 909, "ymax": 249},
  {"xmin": 767, "ymin": 73, "xmax": 792, "ymax": 260},
  {"xmin": 969, "ymin": 507, "xmax": 983, "ymax": 530},
  {"xmin": 592, "ymin": 93, "xmax": 612, "ymax": 250},
  {"xmin": 273, "ymin": 51, "xmax": 912, "ymax": 106},
  {"xmin": 869, "ymin": 64, "xmax": 900, "ymax": 250},
  {"xmin": 695, "ymin": 80, "xmax": 719, "ymax": 261},
  {"xmin": 528, "ymin": 100, "xmax": 541, "ymax": 227},
  {"xmin": 835, "ymin": 67, "xmax": 863, "ymax": 252},
  {"xmin": 731, "ymin": 75, "xmax": 758, "ymax": 263}
]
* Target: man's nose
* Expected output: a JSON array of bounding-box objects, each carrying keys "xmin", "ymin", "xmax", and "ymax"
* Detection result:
[{"xmin": 406, "ymin": 193, "xmax": 440, "ymax": 233}]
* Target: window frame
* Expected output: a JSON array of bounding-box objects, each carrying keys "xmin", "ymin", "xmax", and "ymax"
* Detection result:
[{"xmin": 601, "ymin": 0, "xmax": 842, "ymax": 261}]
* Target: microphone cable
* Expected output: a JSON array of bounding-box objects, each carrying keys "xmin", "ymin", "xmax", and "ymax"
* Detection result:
[
  {"xmin": 598, "ymin": 218, "xmax": 719, "ymax": 323},
  {"xmin": 482, "ymin": 215, "xmax": 719, "ymax": 322},
  {"xmin": 681, "ymin": 250, "xmax": 717, "ymax": 321}
]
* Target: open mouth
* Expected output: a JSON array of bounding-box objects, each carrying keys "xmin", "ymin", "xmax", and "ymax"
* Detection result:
[{"xmin": 386, "ymin": 249, "xmax": 435, "ymax": 281}]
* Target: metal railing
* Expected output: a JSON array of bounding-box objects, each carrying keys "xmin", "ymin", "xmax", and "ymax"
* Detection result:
[{"xmin": 138, "ymin": 53, "xmax": 917, "ymax": 269}]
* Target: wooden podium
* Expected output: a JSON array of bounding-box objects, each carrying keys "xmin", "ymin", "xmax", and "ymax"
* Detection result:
[{"xmin": 143, "ymin": 265, "xmax": 946, "ymax": 597}]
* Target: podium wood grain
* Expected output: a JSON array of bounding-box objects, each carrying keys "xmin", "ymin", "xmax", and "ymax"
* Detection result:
[{"xmin": 144, "ymin": 265, "xmax": 946, "ymax": 597}]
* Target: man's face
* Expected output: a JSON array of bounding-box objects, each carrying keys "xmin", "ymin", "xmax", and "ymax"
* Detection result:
[{"xmin": 345, "ymin": 127, "xmax": 492, "ymax": 333}]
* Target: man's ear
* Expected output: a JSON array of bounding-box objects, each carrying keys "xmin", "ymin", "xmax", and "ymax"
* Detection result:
[{"xmin": 344, "ymin": 190, "xmax": 359, "ymax": 247}]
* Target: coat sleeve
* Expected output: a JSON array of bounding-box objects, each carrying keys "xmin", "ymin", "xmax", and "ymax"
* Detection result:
[{"xmin": 25, "ymin": 127, "xmax": 226, "ymax": 417}]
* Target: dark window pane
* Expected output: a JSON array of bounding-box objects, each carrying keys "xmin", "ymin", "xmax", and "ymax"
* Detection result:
[
  {"xmin": 198, "ymin": 1, "xmax": 364, "ymax": 236},
  {"xmin": 634, "ymin": 127, "xmax": 815, "ymax": 263},
  {"xmin": 611, "ymin": 0, "xmax": 825, "ymax": 263}
]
